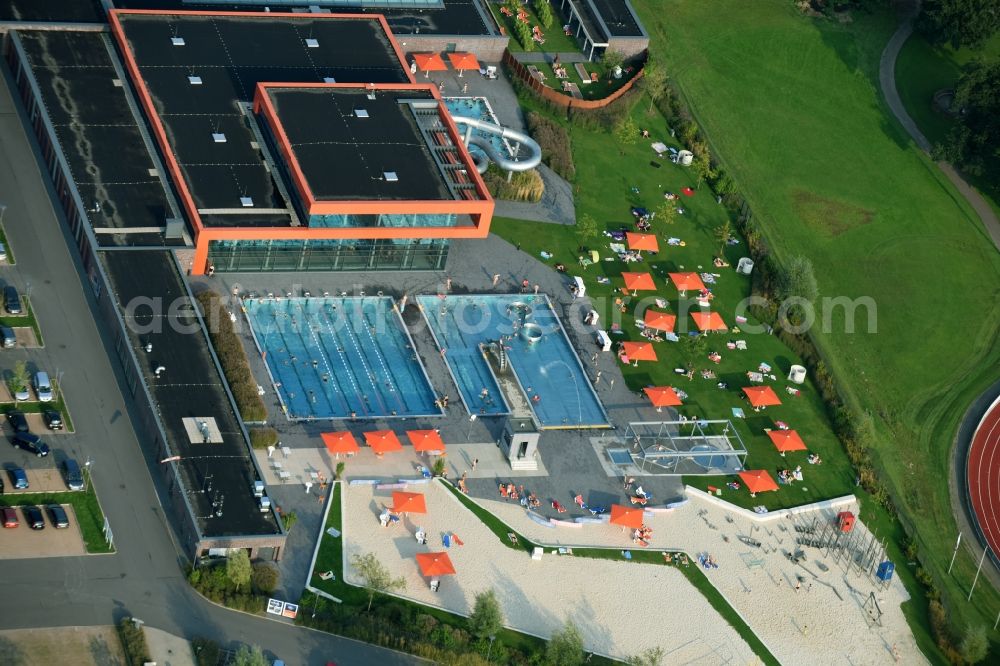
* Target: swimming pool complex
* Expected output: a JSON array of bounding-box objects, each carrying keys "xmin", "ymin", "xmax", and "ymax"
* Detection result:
[
  {"xmin": 417, "ymin": 294, "xmax": 609, "ymax": 429},
  {"xmin": 244, "ymin": 297, "xmax": 439, "ymax": 420},
  {"xmin": 443, "ymin": 97, "xmax": 514, "ymax": 161}
]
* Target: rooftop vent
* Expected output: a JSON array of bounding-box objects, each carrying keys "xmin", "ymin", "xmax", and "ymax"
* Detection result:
[
  {"xmin": 354, "ymin": 109, "xmax": 369, "ymax": 118},
  {"xmin": 188, "ymin": 75, "xmax": 202, "ymax": 86},
  {"xmin": 384, "ymin": 171, "xmax": 399, "ymax": 182},
  {"xmin": 212, "ymin": 132, "xmax": 227, "ymax": 143},
  {"xmin": 171, "ymin": 36, "xmax": 185, "ymax": 46},
  {"xmin": 240, "ymin": 196, "xmax": 254, "ymax": 207},
  {"xmin": 323, "ymin": 77, "xmax": 337, "ymax": 83},
  {"xmin": 305, "ymin": 38, "xmax": 320, "ymax": 48},
  {"xmin": 367, "ymin": 91, "xmax": 377, "ymax": 101}
]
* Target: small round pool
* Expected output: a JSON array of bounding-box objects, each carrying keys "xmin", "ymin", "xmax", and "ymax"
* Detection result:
[
  {"xmin": 521, "ymin": 322, "xmax": 543, "ymax": 344},
  {"xmin": 690, "ymin": 444, "xmax": 727, "ymax": 470}
]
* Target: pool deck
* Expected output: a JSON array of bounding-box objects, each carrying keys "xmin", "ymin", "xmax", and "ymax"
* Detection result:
[{"xmin": 189, "ymin": 234, "xmax": 683, "ymax": 595}]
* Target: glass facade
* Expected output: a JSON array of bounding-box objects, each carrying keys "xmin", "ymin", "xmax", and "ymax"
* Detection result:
[
  {"xmin": 308, "ymin": 212, "xmax": 461, "ymax": 228},
  {"xmin": 187, "ymin": 0, "xmax": 443, "ymax": 6},
  {"xmin": 208, "ymin": 238, "xmax": 449, "ymax": 272}
]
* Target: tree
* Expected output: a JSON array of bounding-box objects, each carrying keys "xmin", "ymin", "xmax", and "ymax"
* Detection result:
[
  {"xmin": 940, "ymin": 60, "xmax": 1000, "ymax": 176},
  {"xmin": 282, "ymin": 511, "xmax": 298, "ymax": 533},
  {"xmin": 656, "ymin": 200, "xmax": 678, "ymax": 226},
  {"xmin": 251, "ymin": 561, "xmax": 279, "ymax": 594},
  {"xmin": 614, "ymin": 115, "xmax": 638, "ymax": 146},
  {"xmin": 226, "ymin": 549, "xmax": 251, "ymax": 592},
  {"xmin": 692, "ymin": 152, "xmax": 716, "ymax": 186},
  {"xmin": 918, "ymin": 0, "xmax": 1000, "ymax": 49},
  {"xmin": 679, "ymin": 333, "xmax": 707, "ymax": 368},
  {"xmin": 627, "ymin": 646, "xmax": 666, "ymax": 666},
  {"xmin": 546, "ymin": 619, "xmax": 584, "ymax": 666},
  {"xmin": 468, "ymin": 589, "xmax": 504, "ymax": 639},
  {"xmin": 335, "ymin": 461, "xmax": 346, "ymax": 479},
  {"xmin": 714, "ymin": 220, "xmax": 733, "ymax": 256},
  {"xmin": 231, "ymin": 645, "xmax": 268, "ymax": 666},
  {"xmin": 534, "ymin": 0, "xmax": 554, "ymax": 29},
  {"xmin": 8, "ymin": 360, "xmax": 29, "ymax": 398},
  {"xmin": 642, "ymin": 59, "xmax": 669, "ymax": 112},
  {"xmin": 432, "ymin": 456, "xmax": 447, "ymax": 477},
  {"xmin": 576, "ymin": 213, "xmax": 599, "ymax": 242},
  {"xmin": 776, "ymin": 255, "xmax": 819, "ymax": 305},
  {"xmin": 351, "ymin": 552, "xmax": 406, "ymax": 612},
  {"xmin": 601, "ymin": 49, "xmax": 625, "ymax": 80},
  {"xmin": 960, "ymin": 625, "xmax": 989, "ymax": 664}
]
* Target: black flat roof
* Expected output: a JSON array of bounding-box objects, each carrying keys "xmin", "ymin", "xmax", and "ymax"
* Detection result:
[
  {"xmin": 102, "ymin": 250, "xmax": 281, "ymax": 538},
  {"xmin": 114, "ymin": 11, "xmax": 410, "ymax": 226},
  {"xmin": 590, "ymin": 0, "xmax": 642, "ymax": 37},
  {"xmin": 266, "ymin": 87, "xmax": 451, "ymax": 202},
  {"xmin": 111, "ymin": 0, "xmax": 496, "ymax": 36},
  {"xmin": 15, "ymin": 30, "xmax": 180, "ymax": 247},
  {"xmin": 0, "ymin": 0, "xmax": 105, "ymax": 23}
]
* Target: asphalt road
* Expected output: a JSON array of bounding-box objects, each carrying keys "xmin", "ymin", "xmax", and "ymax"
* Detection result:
[{"xmin": 0, "ymin": 67, "xmax": 416, "ymax": 666}]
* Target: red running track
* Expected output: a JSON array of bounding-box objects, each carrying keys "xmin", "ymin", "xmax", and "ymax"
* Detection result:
[{"xmin": 968, "ymin": 398, "xmax": 1000, "ymax": 558}]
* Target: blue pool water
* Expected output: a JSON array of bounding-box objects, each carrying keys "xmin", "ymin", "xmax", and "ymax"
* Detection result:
[
  {"xmin": 244, "ymin": 297, "xmax": 439, "ymax": 420},
  {"xmin": 443, "ymin": 97, "xmax": 514, "ymax": 161},
  {"xmin": 418, "ymin": 294, "xmax": 609, "ymax": 428}
]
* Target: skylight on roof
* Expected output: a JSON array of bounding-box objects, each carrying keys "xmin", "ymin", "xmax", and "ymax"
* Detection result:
[
  {"xmin": 188, "ymin": 75, "xmax": 202, "ymax": 85},
  {"xmin": 240, "ymin": 196, "xmax": 254, "ymax": 207},
  {"xmin": 354, "ymin": 109, "xmax": 369, "ymax": 118},
  {"xmin": 305, "ymin": 38, "xmax": 320, "ymax": 48},
  {"xmin": 212, "ymin": 133, "xmax": 227, "ymax": 143},
  {"xmin": 384, "ymin": 171, "xmax": 399, "ymax": 182},
  {"xmin": 323, "ymin": 77, "xmax": 337, "ymax": 83},
  {"xmin": 171, "ymin": 36, "xmax": 185, "ymax": 46}
]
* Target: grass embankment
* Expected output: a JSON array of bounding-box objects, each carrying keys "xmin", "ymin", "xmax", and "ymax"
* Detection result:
[
  {"xmin": 624, "ymin": 0, "xmax": 1000, "ymax": 658},
  {"xmin": 0, "ymin": 223, "xmax": 15, "ymax": 265},
  {"xmin": 0, "ymin": 470, "xmax": 111, "ymax": 553},
  {"xmin": 895, "ymin": 31, "xmax": 1000, "ymax": 218}
]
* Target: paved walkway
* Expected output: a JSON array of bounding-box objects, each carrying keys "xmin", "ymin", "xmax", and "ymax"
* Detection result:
[{"xmin": 879, "ymin": 1, "xmax": 1000, "ymax": 249}]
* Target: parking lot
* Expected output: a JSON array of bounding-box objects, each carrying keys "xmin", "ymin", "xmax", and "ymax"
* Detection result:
[{"xmin": 0, "ymin": 503, "xmax": 86, "ymax": 558}]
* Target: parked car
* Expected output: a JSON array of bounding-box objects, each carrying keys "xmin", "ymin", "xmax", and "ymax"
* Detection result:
[
  {"xmin": 43, "ymin": 409, "xmax": 62, "ymax": 431},
  {"xmin": 11, "ymin": 432, "xmax": 49, "ymax": 457},
  {"xmin": 63, "ymin": 458, "xmax": 83, "ymax": 491},
  {"xmin": 9, "ymin": 467, "xmax": 28, "ymax": 489},
  {"xmin": 47, "ymin": 504, "xmax": 69, "ymax": 529},
  {"xmin": 4, "ymin": 285, "xmax": 21, "ymax": 315},
  {"xmin": 23, "ymin": 505, "xmax": 44, "ymax": 529},
  {"xmin": 6, "ymin": 409, "xmax": 28, "ymax": 433},
  {"xmin": 0, "ymin": 241, "xmax": 7, "ymax": 262},
  {"xmin": 0, "ymin": 326, "xmax": 15, "ymax": 348},
  {"xmin": 34, "ymin": 371, "xmax": 52, "ymax": 402},
  {"xmin": 2, "ymin": 506, "xmax": 17, "ymax": 528}
]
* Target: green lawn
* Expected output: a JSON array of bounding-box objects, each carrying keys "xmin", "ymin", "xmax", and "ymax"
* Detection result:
[
  {"xmin": 895, "ymin": 31, "xmax": 1000, "ymax": 219},
  {"xmin": 530, "ymin": 60, "xmax": 637, "ymax": 101},
  {"xmin": 486, "ymin": 3, "xmax": 580, "ymax": 55},
  {"xmin": 1, "ymin": 387, "xmax": 75, "ymax": 432},
  {"xmin": 0, "ymin": 470, "xmax": 111, "ymax": 553},
  {"xmin": 623, "ymin": 0, "xmax": 1000, "ymax": 658}
]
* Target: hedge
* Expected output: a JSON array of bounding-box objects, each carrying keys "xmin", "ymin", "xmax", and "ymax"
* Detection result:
[
  {"xmin": 195, "ymin": 290, "xmax": 268, "ymax": 422},
  {"xmin": 525, "ymin": 111, "xmax": 575, "ymax": 181},
  {"xmin": 117, "ymin": 618, "xmax": 150, "ymax": 666}
]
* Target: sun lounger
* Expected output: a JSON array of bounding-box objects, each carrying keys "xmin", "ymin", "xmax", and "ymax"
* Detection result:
[
  {"xmin": 574, "ymin": 62, "xmax": 590, "ymax": 83},
  {"xmin": 508, "ymin": 532, "xmax": 519, "ymax": 545}
]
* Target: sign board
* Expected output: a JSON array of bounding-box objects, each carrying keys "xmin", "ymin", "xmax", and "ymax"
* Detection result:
[{"xmin": 267, "ymin": 598, "xmax": 299, "ymax": 619}]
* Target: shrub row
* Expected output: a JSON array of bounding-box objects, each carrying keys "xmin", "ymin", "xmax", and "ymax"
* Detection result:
[
  {"xmin": 298, "ymin": 598, "xmax": 533, "ymax": 666},
  {"xmin": 481, "ymin": 164, "xmax": 545, "ymax": 202},
  {"xmin": 249, "ymin": 426, "xmax": 279, "ymax": 450},
  {"xmin": 525, "ymin": 111, "xmax": 575, "ymax": 181},
  {"xmin": 117, "ymin": 617, "xmax": 150, "ymax": 666},
  {"xmin": 187, "ymin": 560, "xmax": 273, "ymax": 613},
  {"xmin": 195, "ymin": 290, "xmax": 268, "ymax": 422}
]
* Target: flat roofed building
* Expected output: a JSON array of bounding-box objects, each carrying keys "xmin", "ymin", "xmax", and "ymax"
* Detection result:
[{"xmin": 110, "ymin": 10, "xmax": 489, "ymax": 274}]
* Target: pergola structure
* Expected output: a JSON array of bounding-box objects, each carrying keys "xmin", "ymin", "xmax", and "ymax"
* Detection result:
[{"xmin": 608, "ymin": 420, "xmax": 748, "ymax": 475}]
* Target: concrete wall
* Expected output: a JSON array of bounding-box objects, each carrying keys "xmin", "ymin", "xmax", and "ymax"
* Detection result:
[
  {"xmin": 402, "ymin": 35, "xmax": 509, "ymax": 63},
  {"xmin": 608, "ymin": 36, "xmax": 648, "ymax": 59}
]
